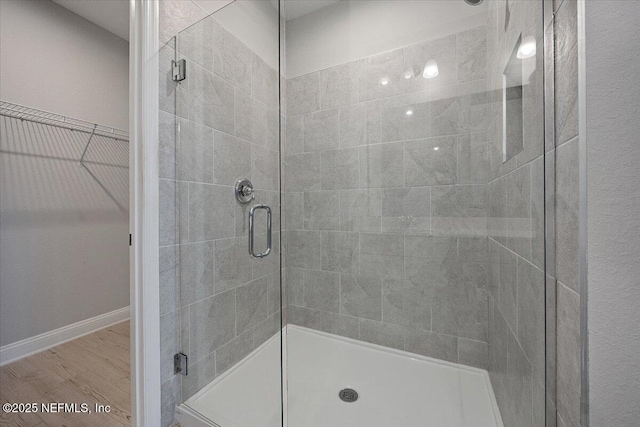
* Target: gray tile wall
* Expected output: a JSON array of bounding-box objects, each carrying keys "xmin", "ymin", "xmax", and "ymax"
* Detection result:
[
  {"xmin": 158, "ymin": 3, "xmax": 281, "ymax": 426},
  {"xmin": 284, "ymin": 24, "xmax": 492, "ymax": 369},
  {"xmin": 484, "ymin": 0, "xmax": 548, "ymax": 425},
  {"xmin": 486, "ymin": 0, "xmax": 583, "ymax": 426},
  {"xmin": 553, "ymin": 0, "xmax": 582, "ymax": 426}
]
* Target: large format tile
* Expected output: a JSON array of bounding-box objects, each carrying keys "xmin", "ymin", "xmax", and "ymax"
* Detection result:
[
  {"xmin": 159, "ymin": 0, "xmax": 206, "ymax": 45},
  {"xmin": 404, "ymin": 329, "xmax": 458, "ymax": 363},
  {"xmin": 340, "ymin": 274, "xmax": 382, "ymax": 321},
  {"xmin": 488, "ymin": 295, "xmax": 509, "ymax": 412},
  {"xmin": 360, "ymin": 233, "xmax": 404, "ymax": 280},
  {"xmin": 457, "ymin": 25, "xmax": 487, "ymax": 83},
  {"xmin": 504, "ymin": 329, "xmax": 533, "ymax": 427},
  {"xmin": 554, "ymin": 0, "xmax": 578, "ymax": 145},
  {"xmin": 430, "ymin": 83, "xmax": 490, "ymax": 137},
  {"xmin": 359, "ymin": 143, "xmax": 404, "ymax": 188},
  {"xmin": 497, "ymin": 244, "xmax": 518, "ymax": 332},
  {"xmin": 181, "ymin": 352, "xmax": 216, "ymax": 401},
  {"xmin": 319, "ymin": 62, "xmax": 360, "ymax": 110},
  {"xmin": 321, "ymin": 231, "xmax": 359, "ymax": 274},
  {"xmin": 287, "ymin": 306, "xmax": 359, "ymax": 340},
  {"xmin": 380, "ymin": 91, "xmax": 431, "ymax": 142},
  {"xmin": 531, "ymin": 155, "xmax": 545, "ymax": 270},
  {"xmin": 556, "ymin": 137, "xmax": 579, "ymax": 291},
  {"xmin": 431, "ymin": 185, "xmax": 487, "ymax": 236},
  {"xmin": 213, "ymin": 23, "xmax": 251, "ymax": 93},
  {"xmin": 159, "ymin": 110, "xmax": 176, "ymax": 179},
  {"xmin": 287, "ymin": 73, "xmax": 320, "ymax": 116},
  {"xmin": 252, "ymin": 145, "xmax": 279, "ymax": 191},
  {"xmin": 179, "ymin": 241, "xmax": 214, "ymax": 306},
  {"xmin": 160, "ymin": 246, "xmax": 179, "ymax": 316},
  {"xmin": 302, "ymin": 269, "xmax": 340, "ymax": 313},
  {"xmin": 161, "ymin": 376, "xmax": 180, "ymax": 427},
  {"xmin": 381, "ymin": 187, "xmax": 431, "ymax": 234},
  {"xmin": 285, "ymin": 115, "xmax": 304, "ymax": 155},
  {"xmin": 254, "ymin": 312, "xmax": 281, "ymax": 347},
  {"xmin": 488, "ymin": 175, "xmax": 507, "ymax": 244},
  {"xmin": 284, "ymin": 191, "xmax": 304, "ymax": 230},
  {"xmin": 284, "ymin": 152, "xmax": 321, "ymax": 192},
  {"xmin": 303, "ymin": 108, "xmax": 339, "ymax": 152},
  {"xmin": 215, "ymin": 330, "xmax": 254, "ymax": 376},
  {"xmin": 303, "ymin": 191, "xmax": 340, "ymax": 230},
  {"xmin": 286, "ymin": 230, "xmax": 322, "ymax": 269},
  {"xmin": 188, "ymin": 183, "xmax": 235, "ymax": 241},
  {"xmin": 557, "ymin": 282, "xmax": 581, "ymax": 427},
  {"xmin": 506, "ymin": 163, "xmax": 531, "ymax": 260},
  {"xmin": 403, "ymin": 235, "xmax": 457, "ymax": 289},
  {"xmin": 189, "ymin": 65, "xmax": 235, "ymax": 134},
  {"xmin": 236, "ymin": 277, "xmax": 269, "ymax": 334},
  {"xmin": 359, "ymin": 319, "xmax": 404, "ymax": 350},
  {"xmin": 432, "ymin": 279, "xmax": 487, "ymax": 342},
  {"xmin": 213, "ymin": 130, "xmax": 250, "ymax": 186},
  {"xmin": 404, "ymin": 136, "xmax": 457, "ymax": 186},
  {"xmin": 177, "ymin": 15, "xmax": 215, "ymax": 72},
  {"xmin": 339, "ymin": 101, "xmax": 381, "ymax": 148},
  {"xmin": 214, "ymin": 237, "xmax": 252, "ymax": 293},
  {"xmin": 517, "ymin": 259, "xmax": 545, "ymax": 376},
  {"xmin": 382, "ymin": 279, "xmax": 431, "ymax": 330},
  {"xmin": 458, "ymin": 338, "xmax": 488, "ymax": 370},
  {"xmin": 177, "ymin": 118, "xmax": 214, "ymax": 183},
  {"xmin": 189, "ymin": 289, "xmax": 236, "ymax": 362},
  {"xmin": 252, "ymin": 53, "xmax": 279, "ymax": 109},
  {"xmin": 320, "ymin": 148, "xmax": 359, "ymax": 190},
  {"xmin": 160, "ymin": 179, "xmax": 182, "ymax": 246},
  {"xmin": 160, "ymin": 311, "xmax": 178, "ymax": 383},
  {"xmin": 458, "ymin": 132, "xmax": 489, "ymax": 185},
  {"xmin": 235, "ymin": 90, "xmax": 278, "ymax": 148},
  {"xmin": 359, "ymin": 49, "xmax": 405, "ymax": 102},
  {"xmin": 339, "ymin": 189, "xmax": 382, "ymax": 232}
]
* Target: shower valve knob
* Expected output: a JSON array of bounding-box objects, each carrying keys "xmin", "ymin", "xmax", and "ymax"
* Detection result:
[{"xmin": 235, "ymin": 178, "xmax": 255, "ymax": 204}]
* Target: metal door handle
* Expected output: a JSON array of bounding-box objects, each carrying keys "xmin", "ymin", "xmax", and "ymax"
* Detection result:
[{"xmin": 249, "ymin": 204, "xmax": 271, "ymax": 259}]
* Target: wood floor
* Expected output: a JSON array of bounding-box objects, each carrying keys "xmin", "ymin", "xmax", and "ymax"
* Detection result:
[{"xmin": 0, "ymin": 321, "xmax": 131, "ymax": 427}]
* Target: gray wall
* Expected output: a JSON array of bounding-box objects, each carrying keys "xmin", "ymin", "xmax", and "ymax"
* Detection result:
[
  {"xmin": 0, "ymin": 0, "xmax": 129, "ymax": 348},
  {"xmin": 585, "ymin": 1, "xmax": 640, "ymax": 425},
  {"xmin": 0, "ymin": 0, "xmax": 129, "ymax": 130},
  {"xmin": 284, "ymin": 21, "xmax": 492, "ymax": 368},
  {"xmin": 157, "ymin": 1, "xmax": 281, "ymax": 426}
]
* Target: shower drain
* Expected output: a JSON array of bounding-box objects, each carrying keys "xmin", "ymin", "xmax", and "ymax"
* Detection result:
[{"xmin": 338, "ymin": 388, "xmax": 359, "ymax": 403}]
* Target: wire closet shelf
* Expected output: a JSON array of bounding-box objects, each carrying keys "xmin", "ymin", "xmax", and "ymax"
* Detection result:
[{"xmin": 0, "ymin": 101, "xmax": 129, "ymax": 166}]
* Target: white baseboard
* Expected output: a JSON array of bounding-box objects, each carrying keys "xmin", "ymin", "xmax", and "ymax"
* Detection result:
[{"xmin": 0, "ymin": 306, "xmax": 130, "ymax": 366}]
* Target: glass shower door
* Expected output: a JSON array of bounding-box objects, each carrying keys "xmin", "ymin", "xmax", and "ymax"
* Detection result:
[
  {"xmin": 168, "ymin": 2, "xmax": 283, "ymax": 426},
  {"xmin": 282, "ymin": 0, "xmax": 547, "ymax": 426}
]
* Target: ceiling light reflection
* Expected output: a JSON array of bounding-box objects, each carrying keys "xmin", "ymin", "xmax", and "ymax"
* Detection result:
[{"xmin": 423, "ymin": 59, "xmax": 439, "ymax": 79}]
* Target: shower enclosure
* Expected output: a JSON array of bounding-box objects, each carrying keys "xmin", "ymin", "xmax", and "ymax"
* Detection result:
[{"xmin": 159, "ymin": 1, "xmax": 548, "ymax": 426}]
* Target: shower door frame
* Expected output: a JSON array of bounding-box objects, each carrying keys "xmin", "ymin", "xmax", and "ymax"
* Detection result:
[{"xmin": 130, "ymin": 0, "xmax": 162, "ymax": 426}]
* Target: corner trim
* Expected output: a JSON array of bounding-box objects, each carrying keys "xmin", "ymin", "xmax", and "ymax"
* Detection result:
[
  {"xmin": 130, "ymin": 0, "xmax": 162, "ymax": 426},
  {"xmin": 576, "ymin": 0, "xmax": 590, "ymax": 425},
  {"xmin": 0, "ymin": 307, "xmax": 130, "ymax": 366}
]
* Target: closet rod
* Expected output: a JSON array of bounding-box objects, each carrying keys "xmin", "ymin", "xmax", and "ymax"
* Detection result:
[{"xmin": 0, "ymin": 101, "xmax": 129, "ymax": 142}]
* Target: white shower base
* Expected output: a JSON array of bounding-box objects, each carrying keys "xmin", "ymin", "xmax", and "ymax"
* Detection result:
[{"xmin": 177, "ymin": 325, "xmax": 503, "ymax": 427}]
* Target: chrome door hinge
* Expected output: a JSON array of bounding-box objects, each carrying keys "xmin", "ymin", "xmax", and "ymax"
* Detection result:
[
  {"xmin": 174, "ymin": 352, "xmax": 188, "ymax": 375},
  {"xmin": 172, "ymin": 59, "xmax": 186, "ymax": 82}
]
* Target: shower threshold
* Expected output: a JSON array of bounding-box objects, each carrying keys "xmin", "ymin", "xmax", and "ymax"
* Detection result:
[{"xmin": 177, "ymin": 325, "xmax": 503, "ymax": 427}]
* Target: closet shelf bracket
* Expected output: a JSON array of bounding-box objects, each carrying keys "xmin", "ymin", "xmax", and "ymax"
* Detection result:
[{"xmin": 79, "ymin": 124, "xmax": 98, "ymax": 167}]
